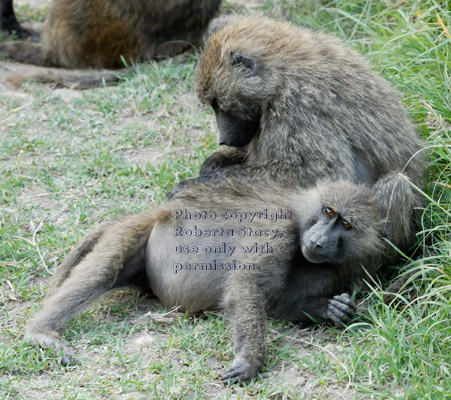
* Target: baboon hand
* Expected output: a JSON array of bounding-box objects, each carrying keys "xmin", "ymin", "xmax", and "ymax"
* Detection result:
[
  {"xmin": 24, "ymin": 327, "xmax": 76, "ymax": 366},
  {"xmin": 326, "ymin": 293, "xmax": 356, "ymax": 327},
  {"xmin": 221, "ymin": 356, "xmax": 262, "ymax": 384},
  {"xmin": 166, "ymin": 178, "xmax": 200, "ymax": 199},
  {"xmin": 199, "ymin": 152, "xmax": 224, "ymax": 174}
]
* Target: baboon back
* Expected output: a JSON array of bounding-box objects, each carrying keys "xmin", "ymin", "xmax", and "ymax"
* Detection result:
[{"xmin": 196, "ymin": 16, "xmax": 424, "ymax": 188}]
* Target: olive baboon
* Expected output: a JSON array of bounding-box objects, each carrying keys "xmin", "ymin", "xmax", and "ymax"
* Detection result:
[
  {"xmin": 169, "ymin": 16, "xmax": 425, "ymax": 260},
  {"xmin": 0, "ymin": 0, "xmax": 221, "ymax": 88},
  {"xmin": 25, "ymin": 178, "xmax": 389, "ymax": 383}
]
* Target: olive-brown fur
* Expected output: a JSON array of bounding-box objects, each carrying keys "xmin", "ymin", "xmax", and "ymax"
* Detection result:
[
  {"xmin": 171, "ymin": 16, "xmax": 425, "ymax": 260},
  {"xmin": 25, "ymin": 179, "xmax": 386, "ymax": 382},
  {"xmin": 0, "ymin": 0, "xmax": 221, "ymax": 87}
]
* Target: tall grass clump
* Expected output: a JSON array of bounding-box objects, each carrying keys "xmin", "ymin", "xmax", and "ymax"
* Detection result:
[{"xmin": 279, "ymin": 0, "xmax": 450, "ymax": 397}]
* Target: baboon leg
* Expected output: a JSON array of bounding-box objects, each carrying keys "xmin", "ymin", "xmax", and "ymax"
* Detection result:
[
  {"xmin": 0, "ymin": 0, "xmax": 34, "ymax": 39},
  {"xmin": 221, "ymin": 274, "xmax": 266, "ymax": 383},
  {"xmin": 46, "ymin": 225, "xmax": 109, "ymax": 296},
  {"xmin": 25, "ymin": 212, "xmax": 157, "ymax": 364},
  {"xmin": 25, "ymin": 258, "xmax": 120, "ymax": 365}
]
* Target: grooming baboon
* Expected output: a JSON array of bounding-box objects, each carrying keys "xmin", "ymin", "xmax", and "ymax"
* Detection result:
[
  {"xmin": 0, "ymin": 0, "xmax": 221, "ymax": 88},
  {"xmin": 169, "ymin": 16, "xmax": 425, "ymax": 260},
  {"xmin": 25, "ymin": 178, "xmax": 388, "ymax": 383}
]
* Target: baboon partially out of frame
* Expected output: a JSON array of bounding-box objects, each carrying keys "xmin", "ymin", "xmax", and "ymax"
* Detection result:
[
  {"xmin": 24, "ymin": 177, "xmax": 393, "ymax": 383},
  {"xmin": 169, "ymin": 16, "xmax": 425, "ymax": 261},
  {"xmin": 0, "ymin": 0, "xmax": 34, "ymax": 39},
  {"xmin": 0, "ymin": 0, "xmax": 221, "ymax": 88}
]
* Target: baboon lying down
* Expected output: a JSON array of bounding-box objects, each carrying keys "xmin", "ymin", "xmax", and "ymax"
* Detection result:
[
  {"xmin": 0, "ymin": 0, "xmax": 221, "ymax": 88},
  {"xmin": 24, "ymin": 176, "xmax": 398, "ymax": 383},
  {"xmin": 170, "ymin": 16, "xmax": 425, "ymax": 262}
]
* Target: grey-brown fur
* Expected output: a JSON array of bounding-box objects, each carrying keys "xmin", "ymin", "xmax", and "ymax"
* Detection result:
[
  {"xmin": 169, "ymin": 16, "xmax": 425, "ymax": 261},
  {"xmin": 0, "ymin": 0, "xmax": 221, "ymax": 88},
  {"xmin": 25, "ymin": 179, "xmax": 385, "ymax": 383}
]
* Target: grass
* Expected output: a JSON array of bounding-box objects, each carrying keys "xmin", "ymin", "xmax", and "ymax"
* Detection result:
[{"xmin": 1, "ymin": 0, "xmax": 450, "ymax": 399}]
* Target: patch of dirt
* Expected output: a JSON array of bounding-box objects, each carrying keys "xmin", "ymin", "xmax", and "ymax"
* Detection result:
[{"xmin": 121, "ymin": 147, "xmax": 166, "ymax": 167}]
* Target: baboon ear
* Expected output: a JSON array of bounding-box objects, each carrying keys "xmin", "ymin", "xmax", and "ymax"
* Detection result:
[{"xmin": 229, "ymin": 50, "xmax": 256, "ymax": 74}]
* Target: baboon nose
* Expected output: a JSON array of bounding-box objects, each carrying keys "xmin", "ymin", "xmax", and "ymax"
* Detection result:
[{"xmin": 311, "ymin": 236, "xmax": 327, "ymax": 248}]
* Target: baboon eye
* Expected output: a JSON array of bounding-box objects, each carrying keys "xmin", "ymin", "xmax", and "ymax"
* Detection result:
[
  {"xmin": 342, "ymin": 220, "xmax": 352, "ymax": 229},
  {"xmin": 324, "ymin": 207, "xmax": 335, "ymax": 217}
]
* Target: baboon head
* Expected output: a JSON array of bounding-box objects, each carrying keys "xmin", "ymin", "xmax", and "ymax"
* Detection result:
[
  {"xmin": 298, "ymin": 182, "xmax": 384, "ymax": 264},
  {"xmin": 197, "ymin": 24, "xmax": 278, "ymax": 147}
]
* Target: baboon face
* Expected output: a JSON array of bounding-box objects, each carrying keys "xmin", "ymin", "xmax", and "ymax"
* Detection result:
[
  {"xmin": 301, "ymin": 206, "xmax": 357, "ymax": 264},
  {"xmin": 298, "ymin": 182, "xmax": 383, "ymax": 264},
  {"xmin": 211, "ymin": 99, "xmax": 260, "ymax": 146},
  {"xmin": 198, "ymin": 40, "xmax": 272, "ymax": 147}
]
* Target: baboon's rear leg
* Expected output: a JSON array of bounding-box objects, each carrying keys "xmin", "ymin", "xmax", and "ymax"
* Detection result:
[
  {"xmin": 46, "ymin": 225, "xmax": 110, "ymax": 296},
  {"xmin": 0, "ymin": 0, "xmax": 36, "ymax": 39},
  {"xmin": 25, "ymin": 212, "xmax": 157, "ymax": 364}
]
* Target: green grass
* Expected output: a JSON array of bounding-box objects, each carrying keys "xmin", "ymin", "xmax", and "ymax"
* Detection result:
[{"xmin": 1, "ymin": 0, "xmax": 450, "ymax": 399}]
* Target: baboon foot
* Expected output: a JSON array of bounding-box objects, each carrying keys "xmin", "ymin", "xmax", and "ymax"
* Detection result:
[
  {"xmin": 24, "ymin": 327, "xmax": 76, "ymax": 365},
  {"xmin": 221, "ymin": 356, "xmax": 262, "ymax": 384},
  {"xmin": 327, "ymin": 293, "xmax": 356, "ymax": 326},
  {"xmin": 2, "ymin": 22, "xmax": 38, "ymax": 40}
]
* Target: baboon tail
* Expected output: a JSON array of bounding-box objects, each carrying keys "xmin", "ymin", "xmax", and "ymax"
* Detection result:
[
  {"xmin": 0, "ymin": 41, "xmax": 51, "ymax": 65},
  {"xmin": 6, "ymin": 67, "xmax": 125, "ymax": 89}
]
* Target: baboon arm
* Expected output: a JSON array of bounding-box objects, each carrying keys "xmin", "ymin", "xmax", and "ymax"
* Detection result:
[
  {"xmin": 272, "ymin": 294, "xmax": 356, "ymax": 327},
  {"xmin": 199, "ymin": 147, "xmax": 248, "ymax": 175},
  {"xmin": 167, "ymin": 161, "xmax": 303, "ymax": 199},
  {"xmin": 221, "ymin": 275, "xmax": 266, "ymax": 383}
]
